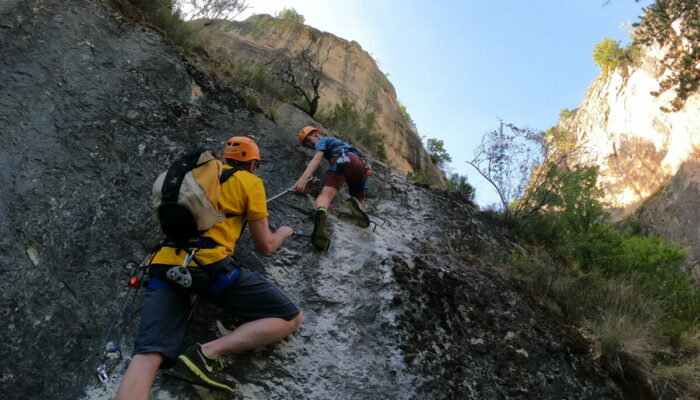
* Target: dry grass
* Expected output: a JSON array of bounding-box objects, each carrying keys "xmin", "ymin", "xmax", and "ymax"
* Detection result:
[
  {"xmin": 503, "ymin": 247, "xmax": 700, "ymax": 399},
  {"xmin": 652, "ymin": 355, "xmax": 700, "ymax": 399}
]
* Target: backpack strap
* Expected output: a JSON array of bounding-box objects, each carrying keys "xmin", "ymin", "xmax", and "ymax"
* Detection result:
[
  {"xmin": 219, "ymin": 168, "xmax": 240, "ymax": 219},
  {"xmin": 220, "ymin": 168, "xmax": 237, "ymax": 184}
]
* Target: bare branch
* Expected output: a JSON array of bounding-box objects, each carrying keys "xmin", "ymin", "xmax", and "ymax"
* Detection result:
[
  {"xmin": 270, "ymin": 47, "xmax": 329, "ymax": 117},
  {"xmin": 176, "ymin": 0, "xmax": 248, "ymax": 21}
]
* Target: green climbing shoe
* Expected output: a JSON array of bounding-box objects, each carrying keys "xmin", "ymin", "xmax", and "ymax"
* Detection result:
[
  {"xmin": 346, "ymin": 197, "xmax": 370, "ymax": 228},
  {"xmin": 311, "ymin": 207, "xmax": 330, "ymax": 250}
]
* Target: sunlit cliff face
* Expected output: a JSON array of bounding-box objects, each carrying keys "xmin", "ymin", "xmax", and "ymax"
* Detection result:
[
  {"xmin": 196, "ymin": 16, "xmax": 443, "ymax": 183},
  {"xmin": 562, "ymin": 42, "xmax": 700, "ymax": 216}
]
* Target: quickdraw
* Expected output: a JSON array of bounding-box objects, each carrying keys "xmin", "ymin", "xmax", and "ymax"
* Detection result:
[{"xmin": 96, "ymin": 251, "xmax": 155, "ymax": 384}]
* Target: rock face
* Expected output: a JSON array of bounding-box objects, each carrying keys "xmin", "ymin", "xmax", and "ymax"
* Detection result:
[
  {"xmin": 560, "ymin": 34, "xmax": 700, "ymax": 277},
  {"xmin": 559, "ymin": 42, "xmax": 700, "ymax": 217},
  {"xmin": 195, "ymin": 16, "xmax": 444, "ymax": 184},
  {"xmin": 1, "ymin": 1, "xmax": 621, "ymax": 399},
  {"xmin": 632, "ymin": 157, "xmax": 700, "ymax": 281}
]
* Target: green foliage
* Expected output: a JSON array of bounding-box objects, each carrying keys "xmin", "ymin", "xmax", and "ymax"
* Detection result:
[
  {"xmin": 544, "ymin": 127, "xmax": 576, "ymax": 152},
  {"xmin": 444, "ymin": 173, "xmax": 476, "ymax": 203},
  {"xmin": 558, "ymin": 108, "xmax": 572, "ymax": 119},
  {"xmin": 109, "ymin": 0, "xmax": 202, "ymax": 52},
  {"xmin": 407, "ymin": 172, "xmax": 429, "ymax": 185},
  {"xmin": 398, "ymin": 102, "xmax": 417, "ymax": 132},
  {"xmin": 592, "ymin": 37, "xmax": 626, "ymax": 75},
  {"xmin": 201, "ymin": 46, "xmax": 297, "ymax": 101},
  {"xmin": 316, "ymin": 98, "xmax": 387, "ymax": 160},
  {"xmin": 515, "ymin": 164, "xmax": 700, "ymax": 338},
  {"xmin": 425, "ymin": 138, "xmax": 452, "ymax": 169},
  {"xmin": 595, "ymin": 235, "xmax": 696, "ymax": 335},
  {"xmin": 633, "ymin": 0, "xmax": 700, "ymax": 111},
  {"xmin": 277, "ymin": 7, "xmax": 305, "ymax": 24},
  {"xmin": 362, "ymin": 73, "xmax": 383, "ymax": 112}
]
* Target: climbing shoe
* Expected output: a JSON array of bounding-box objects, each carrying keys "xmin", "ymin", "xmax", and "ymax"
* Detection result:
[
  {"xmin": 311, "ymin": 207, "xmax": 330, "ymax": 250},
  {"xmin": 177, "ymin": 344, "xmax": 234, "ymax": 392},
  {"xmin": 346, "ymin": 197, "xmax": 370, "ymax": 228}
]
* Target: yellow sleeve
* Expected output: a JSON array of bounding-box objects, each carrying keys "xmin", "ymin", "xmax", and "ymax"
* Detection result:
[{"xmin": 245, "ymin": 176, "xmax": 269, "ymax": 221}]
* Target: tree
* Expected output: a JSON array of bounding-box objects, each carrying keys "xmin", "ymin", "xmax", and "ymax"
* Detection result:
[
  {"xmin": 175, "ymin": 0, "xmax": 248, "ymax": 21},
  {"xmin": 445, "ymin": 173, "xmax": 476, "ymax": 203},
  {"xmin": 633, "ymin": 0, "xmax": 700, "ymax": 111},
  {"xmin": 467, "ymin": 121, "xmax": 543, "ymax": 217},
  {"xmin": 271, "ymin": 48, "xmax": 330, "ymax": 118},
  {"xmin": 592, "ymin": 37, "xmax": 625, "ymax": 75},
  {"xmin": 425, "ymin": 138, "xmax": 452, "ymax": 169},
  {"xmin": 467, "ymin": 121, "xmax": 586, "ymax": 221},
  {"xmin": 276, "ymin": 7, "xmax": 305, "ymax": 24}
]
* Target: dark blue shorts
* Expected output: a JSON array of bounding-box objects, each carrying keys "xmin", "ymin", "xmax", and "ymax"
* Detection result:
[{"xmin": 132, "ymin": 266, "xmax": 301, "ymax": 367}]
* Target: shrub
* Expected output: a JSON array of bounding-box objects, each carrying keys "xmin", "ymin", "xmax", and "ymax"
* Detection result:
[
  {"xmin": 544, "ymin": 127, "xmax": 577, "ymax": 152},
  {"xmin": 398, "ymin": 102, "xmax": 417, "ymax": 132},
  {"xmin": 592, "ymin": 37, "xmax": 626, "ymax": 75},
  {"xmin": 108, "ymin": 0, "xmax": 202, "ymax": 52},
  {"xmin": 277, "ymin": 7, "xmax": 305, "ymax": 24},
  {"xmin": 558, "ymin": 108, "xmax": 572, "ymax": 119},
  {"xmin": 515, "ymin": 164, "xmax": 700, "ymax": 339},
  {"xmin": 316, "ymin": 97, "xmax": 387, "ymax": 160},
  {"xmin": 407, "ymin": 172, "xmax": 428, "ymax": 185},
  {"xmin": 425, "ymin": 138, "xmax": 452, "ymax": 169},
  {"xmin": 445, "ymin": 173, "xmax": 476, "ymax": 203}
]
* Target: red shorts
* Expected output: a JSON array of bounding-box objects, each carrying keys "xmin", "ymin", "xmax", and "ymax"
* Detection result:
[{"xmin": 323, "ymin": 153, "xmax": 369, "ymax": 202}]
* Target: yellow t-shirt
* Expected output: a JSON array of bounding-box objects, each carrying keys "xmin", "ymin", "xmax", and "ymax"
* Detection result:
[{"xmin": 152, "ymin": 167, "xmax": 269, "ymax": 266}]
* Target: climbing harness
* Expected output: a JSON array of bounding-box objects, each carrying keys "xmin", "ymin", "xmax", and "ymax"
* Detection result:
[
  {"xmin": 96, "ymin": 251, "xmax": 155, "ymax": 384},
  {"xmin": 96, "ymin": 247, "xmax": 242, "ymax": 384}
]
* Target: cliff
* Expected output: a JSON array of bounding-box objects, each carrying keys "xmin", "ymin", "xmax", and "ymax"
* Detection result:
[
  {"xmin": 192, "ymin": 15, "xmax": 444, "ymax": 184},
  {"xmin": 0, "ymin": 1, "xmax": 621, "ymax": 399},
  {"xmin": 556, "ymin": 22, "xmax": 700, "ymax": 277},
  {"xmin": 557, "ymin": 41, "xmax": 700, "ymax": 216}
]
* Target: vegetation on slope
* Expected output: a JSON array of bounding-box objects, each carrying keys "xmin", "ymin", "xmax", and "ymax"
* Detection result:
[{"xmin": 470, "ymin": 113, "xmax": 700, "ymax": 398}]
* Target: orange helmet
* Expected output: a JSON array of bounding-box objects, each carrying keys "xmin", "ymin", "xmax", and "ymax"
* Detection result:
[
  {"xmin": 223, "ymin": 136, "xmax": 261, "ymax": 162},
  {"xmin": 298, "ymin": 126, "xmax": 320, "ymax": 145}
]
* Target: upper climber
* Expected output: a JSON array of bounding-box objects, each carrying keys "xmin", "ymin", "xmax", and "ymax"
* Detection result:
[{"xmin": 294, "ymin": 126, "xmax": 372, "ymax": 250}]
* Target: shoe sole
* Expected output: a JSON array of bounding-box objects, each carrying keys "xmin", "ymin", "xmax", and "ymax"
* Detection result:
[
  {"xmin": 177, "ymin": 355, "xmax": 235, "ymax": 392},
  {"xmin": 346, "ymin": 198, "xmax": 370, "ymax": 228}
]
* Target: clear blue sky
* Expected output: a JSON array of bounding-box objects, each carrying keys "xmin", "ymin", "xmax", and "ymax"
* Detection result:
[{"xmin": 237, "ymin": 0, "xmax": 654, "ymax": 206}]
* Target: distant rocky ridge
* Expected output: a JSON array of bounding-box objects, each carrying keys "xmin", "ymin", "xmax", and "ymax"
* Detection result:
[{"xmin": 193, "ymin": 15, "xmax": 444, "ymax": 184}]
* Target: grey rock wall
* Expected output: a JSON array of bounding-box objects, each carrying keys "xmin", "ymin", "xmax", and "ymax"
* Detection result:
[{"xmin": 1, "ymin": 1, "xmax": 622, "ymax": 399}]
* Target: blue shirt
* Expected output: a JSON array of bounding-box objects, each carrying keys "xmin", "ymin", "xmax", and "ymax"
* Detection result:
[{"xmin": 314, "ymin": 137, "xmax": 351, "ymax": 161}]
